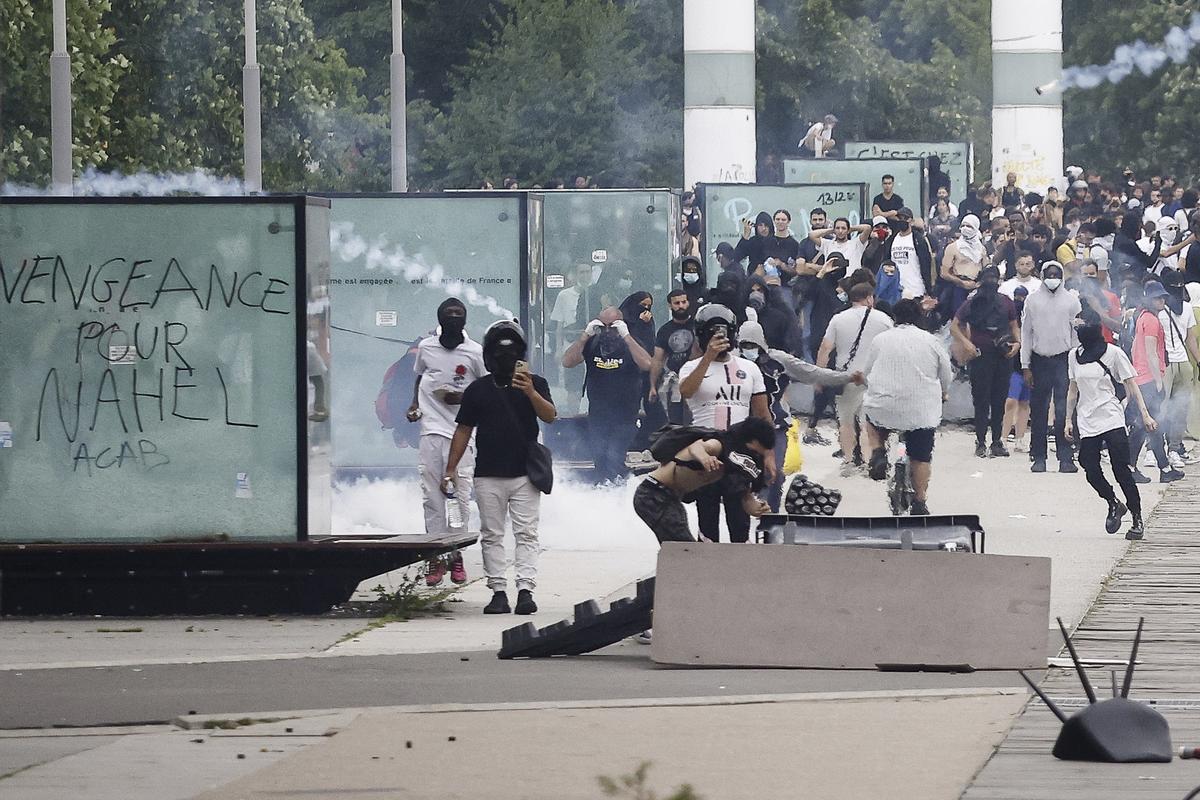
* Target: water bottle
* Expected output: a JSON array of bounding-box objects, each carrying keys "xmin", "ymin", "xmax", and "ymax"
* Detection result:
[{"xmin": 443, "ymin": 477, "xmax": 464, "ymax": 530}]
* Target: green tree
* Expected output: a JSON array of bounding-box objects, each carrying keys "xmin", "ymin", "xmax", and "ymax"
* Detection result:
[
  {"xmin": 1062, "ymin": 0, "xmax": 1200, "ymax": 182},
  {"xmin": 1, "ymin": 0, "xmax": 126, "ymax": 184}
]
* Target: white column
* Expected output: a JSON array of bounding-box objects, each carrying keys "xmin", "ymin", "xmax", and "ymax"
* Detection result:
[
  {"xmin": 992, "ymin": 0, "xmax": 1064, "ymax": 194},
  {"xmin": 243, "ymin": 0, "xmax": 263, "ymax": 194},
  {"xmin": 390, "ymin": 0, "xmax": 408, "ymax": 192},
  {"xmin": 50, "ymin": 0, "xmax": 72, "ymax": 194},
  {"xmin": 683, "ymin": 0, "xmax": 755, "ymax": 187}
]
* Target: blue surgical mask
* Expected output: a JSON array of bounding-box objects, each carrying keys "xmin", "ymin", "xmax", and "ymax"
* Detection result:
[
  {"xmin": 740, "ymin": 346, "xmax": 760, "ymax": 361},
  {"xmin": 683, "ymin": 273, "xmax": 699, "ymax": 284}
]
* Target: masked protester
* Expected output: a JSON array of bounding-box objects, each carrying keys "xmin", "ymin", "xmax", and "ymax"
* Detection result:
[
  {"xmin": 679, "ymin": 304, "xmax": 773, "ymax": 542},
  {"xmin": 649, "ymin": 289, "xmax": 697, "ymax": 424},
  {"xmin": 562, "ymin": 306, "xmax": 653, "ymax": 483},
  {"xmin": 951, "ymin": 267, "xmax": 1022, "ymax": 458},
  {"xmin": 620, "ymin": 292, "xmax": 666, "ymax": 454},
  {"xmin": 408, "ymin": 299, "xmax": 487, "ymax": 587},
  {"xmin": 940, "ymin": 214, "xmax": 988, "ymax": 315},
  {"xmin": 679, "ymin": 255, "xmax": 707, "ymax": 309},
  {"xmin": 1066, "ymin": 322, "xmax": 1156, "ymax": 540},
  {"xmin": 1125, "ymin": 282, "xmax": 1184, "ymax": 485},
  {"xmin": 1020, "ymin": 261, "xmax": 1082, "ymax": 473},
  {"xmin": 446, "ymin": 321, "xmax": 557, "ymax": 616},
  {"xmin": 1001, "ymin": 285, "xmax": 1034, "ymax": 452},
  {"xmin": 1155, "ymin": 270, "xmax": 1200, "ymax": 468}
]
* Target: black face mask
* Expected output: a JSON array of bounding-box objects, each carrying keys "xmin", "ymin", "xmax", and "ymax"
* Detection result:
[
  {"xmin": 897, "ymin": 220, "xmax": 911, "ymax": 232},
  {"xmin": 439, "ymin": 315, "xmax": 466, "ymax": 348},
  {"xmin": 489, "ymin": 348, "xmax": 521, "ymax": 385}
]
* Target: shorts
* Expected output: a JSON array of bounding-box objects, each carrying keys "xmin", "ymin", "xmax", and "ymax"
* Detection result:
[
  {"xmin": 1007, "ymin": 371, "xmax": 1031, "ymax": 403},
  {"xmin": 866, "ymin": 418, "xmax": 936, "ymax": 463},
  {"xmin": 836, "ymin": 382, "xmax": 867, "ymax": 426},
  {"xmin": 633, "ymin": 478, "xmax": 695, "ymax": 544}
]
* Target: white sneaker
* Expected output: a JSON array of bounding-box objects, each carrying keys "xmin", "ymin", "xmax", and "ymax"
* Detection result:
[
  {"xmin": 1142, "ymin": 450, "xmax": 1158, "ymax": 468},
  {"xmin": 1169, "ymin": 452, "xmax": 1186, "ymax": 471},
  {"xmin": 1186, "ymin": 449, "xmax": 1200, "ymax": 465},
  {"xmin": 635, "ymin": 630, "xmax": 653, "ymax": 645},
  {"xmin": 1013, "ymin": 439, "xmax": 1028, "ymax": 453}
]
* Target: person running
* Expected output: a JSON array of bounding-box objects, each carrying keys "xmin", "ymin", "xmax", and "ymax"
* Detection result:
[
  {"xmin": 1127, "ymin": 281, "xmax": 1185, "ymax": 484},
  {"xmin": 863, "ymin": 299, "xmax": 953, "ymax": 516},
  {"xmin": 1065, "ymin": 321, "xmax": 1157, "ymax": 541},
  {"xmin": 633, "ymin": 417, "xmax": 775, "ymax": 544}
]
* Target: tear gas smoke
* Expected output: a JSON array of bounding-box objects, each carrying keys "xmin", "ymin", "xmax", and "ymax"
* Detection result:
[{"xmin": 1, "ymin": 167, "xmax": 245, "ymax": 196}]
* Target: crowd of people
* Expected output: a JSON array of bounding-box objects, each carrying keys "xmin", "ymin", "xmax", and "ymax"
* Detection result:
[{"xmin": 404, "ymin": 164, "xmax": 1200, "ymax": 613}]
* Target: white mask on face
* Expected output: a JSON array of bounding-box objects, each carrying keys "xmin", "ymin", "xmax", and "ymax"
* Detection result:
[
  {"xmin": 740, "ymin": 346, "xmax": 760, "ymax": 361},
  {"xmin": 682, "ymin": 273, "xmax": 699, "ymax": 284},
  {"xmin": 1161, "ymin": 227, "xmax": 1179, "ymax": 246},
  {"xmin": 1044, "ymin": 277, "xmax": 1062, "ymax": 291}
]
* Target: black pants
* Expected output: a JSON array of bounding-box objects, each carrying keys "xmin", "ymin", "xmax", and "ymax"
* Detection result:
[
  {"xmin": 633, "ymin": 479, "xmax": 694, "ymax": 543},
  {"xmin": 695, "ymin": 482, "xmax": 750, "ymax": 543},
  {"xmin": 1127, "ymin": 382, "xmax": 1169, "ymax": 471},
  {"xmin": 1030, "ymin": 352, "xmax": 1072, "ymax": 463},
  {"xmin": 631, "ymin": 389, "xmax": 668, "ymax": 451},
  {"xmin": 969, "ymin": 349, "xmax": 1010, "ymax": 445},
  {"xmin": 1078, "ymin": 427, "xmax": 1141, "ymax": 516}
]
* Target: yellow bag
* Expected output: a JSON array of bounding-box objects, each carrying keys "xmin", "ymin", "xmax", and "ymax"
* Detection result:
[{"xmin": 783, "ymin": 419, "xmax": 804, "ymax": 475}]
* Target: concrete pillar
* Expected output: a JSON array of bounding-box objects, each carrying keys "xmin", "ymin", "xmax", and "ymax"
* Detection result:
[
  {"xmin": 390, "ymin": 0, "xmax": 407, "ymax": 193},
  {"xmin": 683, "ymin": 0, "xmax": 755, "ymax": 187},
  {"xmin": 49, "ymin": 0, "xmax": 72, "ymax": 195},
  {"xmin": 992, "ymin": 0, "xmax": 1064, "ymax": 194},
  {"xmin": 243, "ymin": 0, "xmax": 263, "ymax": 194}
]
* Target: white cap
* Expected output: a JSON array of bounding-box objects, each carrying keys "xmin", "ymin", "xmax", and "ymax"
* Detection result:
[{"xmin": 872, "ymin": 215, "xmax": 888, "ymax": 226}]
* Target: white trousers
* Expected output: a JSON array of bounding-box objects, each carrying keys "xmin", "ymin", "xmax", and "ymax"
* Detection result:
[
  {"xmin": 474, "ymin": 476, "xmax": 541, "ymax": 592},
  {"xmin": 419, "ymin": 434, "xmax": 475, "ymax": 536}
]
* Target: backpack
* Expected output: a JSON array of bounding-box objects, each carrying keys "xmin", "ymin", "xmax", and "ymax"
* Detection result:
[
  {"xmin": 375, "ymin": 347, "xmax": 419, "ymax": 430},
  {"xmin": 648, "ymin": 424, "xmax": 720, "ymax": 465}
]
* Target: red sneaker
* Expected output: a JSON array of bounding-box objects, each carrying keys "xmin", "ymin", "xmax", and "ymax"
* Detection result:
[
  {"xmin": 449, "ymin": 552, "xmax": 468, "ymax": 584},
  {"xmin": 425, "ymin": 559, "xmax": 446, "ymax": 587}
]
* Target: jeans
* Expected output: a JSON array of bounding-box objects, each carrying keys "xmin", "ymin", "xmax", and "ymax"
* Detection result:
[
  {"xmin": 1127, "ymin": 382, "xmax": 1169, "ymax": 471},
  {"xmin": 969, "ymin": 349, "xmax": 1011, "ymax": 445},
  {"xmin": 1078, "ymin": 427, "xmax": 1141, "ymax": 516},
  {"xmin": 587, "ymin": 413, "xmax": 635, "ymax": 484},
  {"xmin": 418, "ymin": 435, "xmax": 474, "ymax": 535},
  {"xmin": 766, "ymin": 430, "xmax": 789, "ymax": 511},
  {"xmin": 695, "ymin": 481, "xmax": 750, "ymax": 543},
  {"xmin": 1030, "ymin": 352, "xmax": 1071, "ymax": 463},
  {"xmin": 633, "ymin": 478, "xmax": 694, "ymax": 543},
  {"xmin": 475, "ymin": 476, "xmax": 541, "ymax": 592}
]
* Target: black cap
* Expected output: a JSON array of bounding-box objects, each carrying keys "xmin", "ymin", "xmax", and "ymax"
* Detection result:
[
  {"xmin": 715, "ymin": 241, "xmax": 736, "ymax": 258},
  {"xmin": 897, "ymin": 207, "xmax": 914, "ymax": 219}
]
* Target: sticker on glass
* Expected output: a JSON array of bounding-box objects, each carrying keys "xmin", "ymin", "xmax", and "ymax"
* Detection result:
[
  {"xmin": 108, "ymin": 344, "xmax": 136, "ymax": 364},
  {"xmin": 235, "ymin": 472, "xmax": 254, "ymax": 499},
  {"xmin": 546, "ymin": 274, "xmax": 565, "ymax": 289},
  {"xmin": 375, "ymin": 310, "xmax": 398, "ymax": 327},
  {"xmin": 591, "ymin": 249, "xmax": 608, "ymax": 263},
  {"xmin": 0, "ymin": 421, "xmax": 12, "ymax": 448}
]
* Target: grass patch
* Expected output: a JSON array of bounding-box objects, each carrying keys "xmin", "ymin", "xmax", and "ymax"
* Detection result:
[
  {"xmin": 598, "ymin": 762, "xmax": 702, "ymax": 800},
  {"xmin": 331, "ymin": 568, "xmax": 469, "ymax": 645}
]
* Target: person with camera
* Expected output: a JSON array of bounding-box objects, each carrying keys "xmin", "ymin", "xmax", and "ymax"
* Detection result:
[
  {"xmin": 950, "ymin": 267, "xmax": 1021, "ymax": 458},
  {"xmin": 408, "ymin": 298, "xmax": 488, "ymax": 587},
  {"xmin": 446, "ymin": 321, "xmax": 557, "ymax": 616},
  {"xmin": 679, "ymin": 304, "xmax": 773, "ymax": 542},
  {"xmin": 1065, "ymin": 319, "xmax": 1156, "ymax": 540},
  {"xmin": 1020, "ymin": 261, "xmax": 1082, "ymax": 473}
]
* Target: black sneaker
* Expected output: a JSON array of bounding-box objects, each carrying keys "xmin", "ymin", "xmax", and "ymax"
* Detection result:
[
  {"xmin": 1126, "ymin": 515, "xmax": 1145, "ymax": 540},
  {"xmin": 483, "ymin": 591, "xmax": 511, "ymax": 614},
  {"xmin": 1132, "ymin": 470, "xmax": 1151, "ymax": 484},
  {"xmin": 1031, "ymin": 459, "xmax": 1047, "ymax": 473},
  {"xmin": 867, "ymin": 448, "xmax": 888, "ymax": 481},
  {"xmin": 803, "ymin": 429, "xmax": 831, "ymax": 446},
  {"xmin": 909, "ymin": 500, "xmax": 930, "ymax": 516},
  {"xmin": 974, "ymin": 442, "xmax": 987, "ymax": 458},
  {"xmin": 1105, "ymin": 501, "xmax": 1127, "ymax": 534},
  {"xmin": 990, "ymin": 442, "xmax": 1010, "ymax": 458},
  {"xmin": 1160, "ymin": 468, "xmax": 1185, "ymax": 483},
  {"xmin": 1059, "ymin": 461, "xmax": 1079, "ymax": 474},
  {"xmin": 514, "ymin": 589, "xmax": 538, "ymax": 615}
]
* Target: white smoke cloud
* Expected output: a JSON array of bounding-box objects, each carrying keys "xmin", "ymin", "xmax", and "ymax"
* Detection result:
[
  {"xmin": 329, "ymin": 221, "xmax": 517, "ymax": 320},
  {"xmin": 1, "ymin": 167, "xmax": 245, "ymax": 197},
  {"xmin": 1041, "ymin": 12, "xmax": 1200, "ymax": 93}
]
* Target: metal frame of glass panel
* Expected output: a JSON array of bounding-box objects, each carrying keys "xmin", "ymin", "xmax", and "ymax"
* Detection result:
[{"xmin": 783, "ymin": 158, "xmax": 928, "ymax": 222}]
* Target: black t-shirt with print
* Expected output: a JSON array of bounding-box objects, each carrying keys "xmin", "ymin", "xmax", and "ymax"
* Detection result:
[
  {"xmin": 583, "ymin": 336, "xmax": 642, "ymax": 419},
  {"xmin": 655, "ymin": 319, "xmax": 697, "ymax": 375},
  {"xmin": 456, "ymin": 374, "xmax": 553, "ymax": 478}
]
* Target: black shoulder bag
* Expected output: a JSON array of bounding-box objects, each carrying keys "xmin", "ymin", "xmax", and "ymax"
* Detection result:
[
  {"xmin": 1081, "ymin": 347, "xmax": 1127, "ymax": 401},
  {"xmin": 496, "ymin": 382, "xmax": 554, "ymax": 494},
  {"xmin": 829, "ymin": 308, "xmax": 872, "ymax": 395}
]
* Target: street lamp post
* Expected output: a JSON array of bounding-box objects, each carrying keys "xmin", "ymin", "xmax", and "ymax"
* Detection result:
[
  {"xmin": 50, "ymin": 0, "xmax": 73, "ymax": 194},
  {"xmin": 390, "ymin": 0, "xmax": 408, "ymax": 192},
  {"xmin": 243, "ymin": 0, "xmax": 263, "ymax": 193}
]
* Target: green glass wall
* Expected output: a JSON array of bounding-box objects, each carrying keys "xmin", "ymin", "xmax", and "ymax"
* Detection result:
[
  {"xmin": 783, "ymin": 158, "xmax": 927, "ymax": 220},
  {"xmin": 843, "ymin": 141, "xmax": 972, "ymax": 206},
  {"xmin": 0, "ymin": 199, "xmax": 308, "ymax": 542},
  {"xmin": 326, "ymin": 195, "xmax": 527, "ymax": 470},
  {"xmin": 698, "ymin": 183, "xmax": 867, "ymax": 284}
]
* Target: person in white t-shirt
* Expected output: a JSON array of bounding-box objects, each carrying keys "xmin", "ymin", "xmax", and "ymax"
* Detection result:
[
  {"xmin": 799, "ymin": 114, "xmax": 838, "ymax": 158},
  {"xmin": 809, "ymin": 217, "xmax": 870, "ymax": 271},
  {"xmin": 408, "ymin": 299, "xmax": 488, "ymax": 586},
  {"xmin": 678, "ymin": 304, "xmax": 771, "ymax": 543},
  {"xmin": 1158, "ymin": 271, "xmax": 1200, "ymax": 465},
  {"xmin": 999, "ymin": 252, "xmax": 1042, "ymax": 299},
  {"xmin": 1142, "ymin": 189, "xmax": 1165, "ymax": 225},
  {"xmin": 1065, "ymin": 322, "xmax": 1157, "ymax": 540}
]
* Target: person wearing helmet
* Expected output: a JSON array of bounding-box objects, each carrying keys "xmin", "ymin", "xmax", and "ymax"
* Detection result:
[{"xmin": 446, "ymin": 320, "xmax": 557, "ymax": 616}]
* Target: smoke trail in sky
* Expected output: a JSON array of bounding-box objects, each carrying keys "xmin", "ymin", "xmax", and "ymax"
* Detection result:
[
  {"xmin": 329, "ymin": 221, "xmax": 517, "ymax": 320},
  {"xmin": 1, "ymin": 167, "xmax": 245, "ymax": 197},
  {"xmin": 1038, "ymin": 12, "xmax": 1200, "ymax": 94}
]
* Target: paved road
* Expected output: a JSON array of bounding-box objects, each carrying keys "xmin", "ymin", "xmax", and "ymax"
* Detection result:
[{"xmin": 0, "ymin": 645, "xmax": 1033, "ymax": 729}]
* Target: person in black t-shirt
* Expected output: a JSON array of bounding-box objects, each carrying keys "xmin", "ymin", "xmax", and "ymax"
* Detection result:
[
  {"xmin": 650, "ymin": 289, "xmax": 697, "ymax": 424},
  {"xmin": 447, "ymin": 321, "xmax": 556, "ymax": 616},
  {"xmin": 562, "ymin": 306, "xmax": 652, "ymax": 483},
  {"xmin": 872, "ymin": 174, "xmax": 905, "ymax": 232}
]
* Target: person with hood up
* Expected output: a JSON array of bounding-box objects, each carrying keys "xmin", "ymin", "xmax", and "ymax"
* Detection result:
[
  {"xmin": 446, "ymin": 321, "xmax": 557, "ymax": 616},
  {"xmin": 1111, "ymin": 211, "xmax": 1159, "ymax": 282},
  {"xmin": 745, "ymin": 274, "xmax": 801, "ymax": 353},
  {"xmin": 1065, "ymin": 319, "xmax": 1156, "ymax": 540},
  {"xmin": 1020, "ymin": 261, "xmax": 1082, "ymax": 473},
  {"xmin": 409, "ymin": 298, "xmax": 487, "ymax": 587},
  {"xmin": 1140, "ymin": 216, "xmax": 1186, "ymax": 273},
  {"xmin": 709, "ymin": 269, "xmax": 749, "ymax": 325},
  {"xmin": 940, "ymin": 213, "xmax": 988, "ymax": 314},
  {"xmin": 951, "ymin": 267, "xmax": 1021, "ymax": 458},
  {"xmin": 734, "ymin": 211, "xmax": 774, "ymax": 275},
  {"xmin": 679, "ymin": 255, "xmax": 708, "ymax": 309}
]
